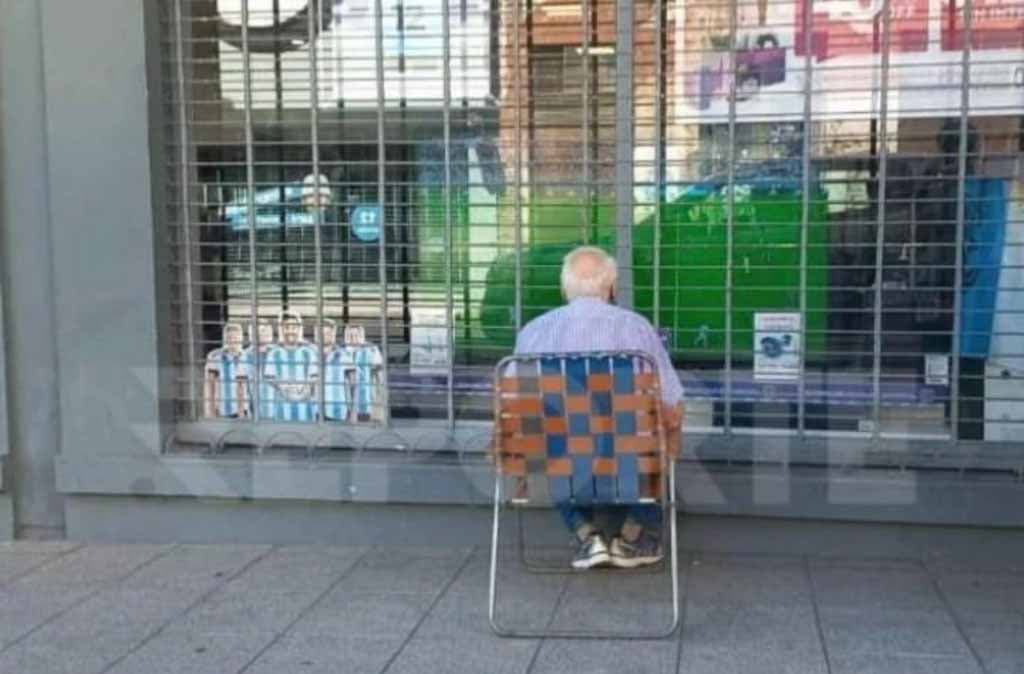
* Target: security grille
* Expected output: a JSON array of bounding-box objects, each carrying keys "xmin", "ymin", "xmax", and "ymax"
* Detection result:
[{"xmin": 161, "ymin": 0, "xmax": 1024, "ymax": 462}]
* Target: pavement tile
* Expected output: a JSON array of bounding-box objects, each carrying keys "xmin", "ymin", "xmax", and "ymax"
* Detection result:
[
  {"xmin": 0, "ymin": 586, "xmax": 93, "ymax": 648},
  {"xmin": 0, "ymin": 629, "xmax": 145, "ymax": 674},
  {"xmin": 829, "ymin": 654, "xmax": 985, "ymax": 674},
  {"xmin": 294, "ymin": 589, "xmax": 436, "ymax": 638},
  {"xmin": 677, "ymin": 645, "xmax": 828, "ymax": 674},
  {"xmin": 934, "ymin": 571, "xmax": 1024, "ymax": 613},
  {"xmin": 685, "ymin": 558, "xmax": 813, "ymax": 607},
  {"xmin": 121, "ymin": 544, "xmax": 271, "ymax": 591},
  {"xmin": 0, "ymin": 553, "xmax": 63, "ymax": 585},
  {"xmin": 336, "ymin": 547, "xmax": 470, "ymax": 594},
  {"xmin": 547, "ymin": 593, "xmax": 679, "ymax": 636},
  {"xmin": 168, "ymin": 589, "xmax": 320, "ymax": 635},
  {"xmin": 8, "ymin": 544, "xmax": 171, "ymax": 590},
  {"xmin": 385, "ymin": 634, "xmax": 538, "ymax": 674},
  {"xmin": 0, "ymin": 542, "xmax": 79, "ymax": 555},
  {"xmin": 956, "ymin": 610, "xmax": 1024, "ymax": 671},
  {"xmin": 810, "ymin": 566, "xmax": 943, "ymax": 610},
  {"xmin": 419, "ymin": 585, "xmax": 561, "ymax": 638},
  {"xmin": 104, "ymin": 630, "xmax": 275, "ymax": 674},
  {"xmin": 985, "ymin": 657, "xmax": 1024, "ymax": 674},
  {"xmin": 531, "ymin": 636, "xmax": 677, "ymax": 674},
  {"xmin": 221, "ymin": 545, "xmax": 368, "ymax": 594},
  {"xmin": 243, "ymin": 633, "xmax": 404, "ymax": 674},
  {"xmin": 818, "ymin": 607, "xmax": 973, "ymax": 658},
  {"xmin": 50, "ymin": 586, "xmax": 201, "ymax": 636},
  {"xmin": 683, "ymin": 602, "xmax": 823, "ymax": 655}
]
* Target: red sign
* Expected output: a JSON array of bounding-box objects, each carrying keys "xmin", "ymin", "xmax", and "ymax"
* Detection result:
[
  {"xmin": 942, "ymin": 0, "xmax": 1024, "ymax": 50},
  {"xmin": 796, "ymin": 0, "xmax": 929, "ymax": 61}
]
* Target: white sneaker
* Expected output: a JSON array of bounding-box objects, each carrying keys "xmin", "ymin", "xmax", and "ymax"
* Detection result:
[
  {"xmin": 610, "ymin": 533, "xmax": 663, "ymax": 569},
  {"xmin": 571, "ymin": 534, "xmax": 611, "ymax": 570}
]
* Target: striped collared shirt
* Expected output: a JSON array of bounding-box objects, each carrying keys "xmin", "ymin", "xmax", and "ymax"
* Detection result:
[{"xmin": 514, "ymin": 297, "xmax": 684, "ymax": 405}]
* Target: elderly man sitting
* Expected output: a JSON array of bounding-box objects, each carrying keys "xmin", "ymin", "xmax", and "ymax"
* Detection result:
[{"xmin": 514, "ymin": 246, "xmax": 684, "ymax": 570}]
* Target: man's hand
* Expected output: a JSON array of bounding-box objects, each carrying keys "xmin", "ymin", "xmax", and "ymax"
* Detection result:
[{"xmin": 661, "ymin": 402, "xmax": 684, "ymax": 459}]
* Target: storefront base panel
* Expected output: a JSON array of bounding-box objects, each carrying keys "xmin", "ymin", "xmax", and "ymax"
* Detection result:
[
  {"xmin": 0, "ymin": 496, "xmax": 11, "ymax": 540},
  {"xmin": 62, "ymin": 496, "xmax": 1024, "ymax": 565},
  {"xmin": 59, "ymin": 460, "xmax": 1024, "ymax": 544}
]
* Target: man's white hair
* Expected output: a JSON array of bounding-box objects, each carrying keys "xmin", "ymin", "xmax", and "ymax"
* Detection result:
[{"xmin": 560, "ymin": 246, "xmax": 618, "ymax": 301}]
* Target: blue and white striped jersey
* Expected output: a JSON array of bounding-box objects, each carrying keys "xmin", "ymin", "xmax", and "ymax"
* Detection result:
[
  {"xmin": 321, "ymin": 346, "xmax": 354, "ymax": 421},
  {"xmin": 242, "ymin": 347, "xmax": 275, "ymax": 420},
  {"xmin": 205, "ymin": 348, "xmax": 249, "ymax": 417},
  {"xmin": 263, "ymin": 343, "xmax": 319, "ymax": 421},
  {"xmin": 352, "ymin": 345, "xmax": 384, "ymax": 417}
]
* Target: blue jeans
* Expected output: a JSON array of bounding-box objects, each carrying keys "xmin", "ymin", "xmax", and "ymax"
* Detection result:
[{"xmin": 556, "ymin": 501, "xmax": 661, "ymax": 538}]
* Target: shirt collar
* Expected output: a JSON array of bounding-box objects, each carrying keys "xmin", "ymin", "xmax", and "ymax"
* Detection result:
[{"xmin": 568, "ymin": 296, "xmax": 610, "ymax": 307}]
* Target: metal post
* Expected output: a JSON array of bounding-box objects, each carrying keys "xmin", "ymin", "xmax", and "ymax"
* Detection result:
[
  {"xmin": 308, "ymin": 0, "xmax": 326, "ymax": 424},
  {"xmin": 871, "ymin": 0, "xmax": 893, "ymax": 440},
  {"xmin": 615, "ymin": 0, "xmax": 635, "ymax": 308},
  {"xmin": 443, "ymin": 0, "xmax": 455, "ymax": 430},
  {"xmin": 241, "ymin": 0, "xmax": 262, "ymax": 422},
  {"xmin": 653, "ymin": 0, "xmax": 663, "ymax": 327},
  {"xmin": 798, "ymin": 0, "xmax": 813, "ymax": 436},
  {"xmin": 513, "ymin": 0, "xmax": 523, "ymax": 331},
  {"xmin": 724, "ymin": 0, "xmax": 738, "ymax": 436},
  {"xmin": 375, "ymin": 0, "xmax": 391, "ymax": 424},
  {"xmin": 581, "ymin": 0, "xmax": 591, "ymax": 244},
  {"xmin": 951, "ymin": 0, "xmax": 973, "ymax": 441},
  {"xmin": 173, "ymin": 0, "xmax": 199, "ymax": 419}
]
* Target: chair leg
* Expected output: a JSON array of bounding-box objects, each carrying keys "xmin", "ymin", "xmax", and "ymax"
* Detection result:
[{"xmin": 488, "ymin": 475, "xmax": 504, "ymax": 635}]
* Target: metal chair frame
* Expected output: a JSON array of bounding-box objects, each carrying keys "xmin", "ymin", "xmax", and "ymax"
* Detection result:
[{"xmin": 487, "ymin": 350, "xmax": 680, "ymax": 639}]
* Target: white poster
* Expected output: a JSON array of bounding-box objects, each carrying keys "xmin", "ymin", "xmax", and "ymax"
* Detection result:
[
  {"xmin": 409, "ymin": 307, "xmax": 452, "ymax": 376},
  {"xmin": 754, "ymin": 312, "xmax": 802, "ymax": 381},
  {"xmin": 678, "ymin": 0, "xmax": 1024, "ymax": 121},
  {"xmin": 332, "ymin": 0, "xmax": 493, "ymax": 106}
]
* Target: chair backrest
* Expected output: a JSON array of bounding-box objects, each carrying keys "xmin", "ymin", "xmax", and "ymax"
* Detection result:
[{"xmin": 493, "ymin": 351, "xmax": 666, "ymax": 505}]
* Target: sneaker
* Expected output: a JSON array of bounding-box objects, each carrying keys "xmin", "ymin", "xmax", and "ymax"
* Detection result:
[
  {"xmin": 571, "ymin": 534, "xmax": 611, "ymax": 570},
  {"xmin": 610, "ymin": 531, "xmax": 663, "ymax": 568}
]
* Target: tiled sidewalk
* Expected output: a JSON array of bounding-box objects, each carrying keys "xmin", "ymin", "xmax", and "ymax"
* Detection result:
[{"xmin": 0, "ymin": 518, "xmax": 1022, "ymax": 674}]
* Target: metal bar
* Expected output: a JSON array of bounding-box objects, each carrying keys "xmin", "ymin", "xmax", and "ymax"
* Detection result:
[
  {"xmin": 797, "ymin": 0, "xmax": 814, "ymax": 437},
  {"xmin": 614, "ymin": 0, "xmax": 634, "ymax": 308},
  {"xmin": 443, "ymin": 0, "xmax": 455, "ymax": 430},
  {"xmin": 581, "ymin": 0, "xmax": 591, "ymax": 244},
  {"xmin": 652, "ymin": 0, "xmax": 663, "ymax": 328},
  {"xmin": 513, "ymin": 0, "xmax": 523, "ymax": 331},
  {"xmin": 375, "ymin": 0, "xmax": 391, "ymax": 424},
  {"xmin": 951, "ymin": 0, "xmax": 973, "ymax": 442},
  {"xmin": 724, "ymin": 0, "xmax": 738, "ymax": 436},
  {"xmin": 871, "ymin": 0, "xmax": 893, "ymax": 441},
  {"xmin": 241, "ymin": 0, "xmax": 262, "ymax": 422},
  {"xmin": 173, "ymin": 0, "xmax": 199, "ymax": 420},
  {"xmin": 308, "ymin": 0, "xmax": 325, "ymax": 424}
]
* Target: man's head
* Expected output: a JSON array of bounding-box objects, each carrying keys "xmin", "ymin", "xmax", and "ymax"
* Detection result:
[
  {"xmin": 561, "ymin": 246, "xmax": 618, "ymax": 302},
  {"xmin": 249, "ymin": 319, "xmax": 274, "ymax": 348},
  {"xmin": 223, "ymin": 322, "xmax": 244, "ymax": 353},
  {"xmin": 279, "ymin": 310, "xmax": 304, "ymax": 346},
  {"xmin": 320, "ymin": 318, "xmax": 338, "ymax": 348},
  {"xmin": 344, "ymin": 325, "xmax": 365, "ymax": 346}
]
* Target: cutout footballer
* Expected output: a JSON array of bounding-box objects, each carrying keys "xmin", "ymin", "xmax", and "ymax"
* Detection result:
[
  {"xmin": 344, "ymin": 325, "xmax": 385, "ymax": 422},
  {"xmin": 203, "ymin": 322, "xmax": 249, "ymax": 418},
  {"xmin": 263, "ymin": 311, "xmax": 319, "ymax": 422}
]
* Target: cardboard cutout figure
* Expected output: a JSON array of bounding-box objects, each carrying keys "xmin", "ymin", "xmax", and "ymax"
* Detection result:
[
  {"xmin": 344, "ymin": 325, "xmax": 384, "ymax": 421},
  {"xmin": 319, "ymin": 318, "xmax": 354, "ymax": 422},
  {"xmin": 204, "ymin": 322, "xmax": 248, "ymax": 418},
  {"xmin": 243, "ymin": 318, "xmax": 276, "ymax": 419},
  {"xmin": 263, "ymin": 311, "xmax": 319, "ymax": 421}
]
